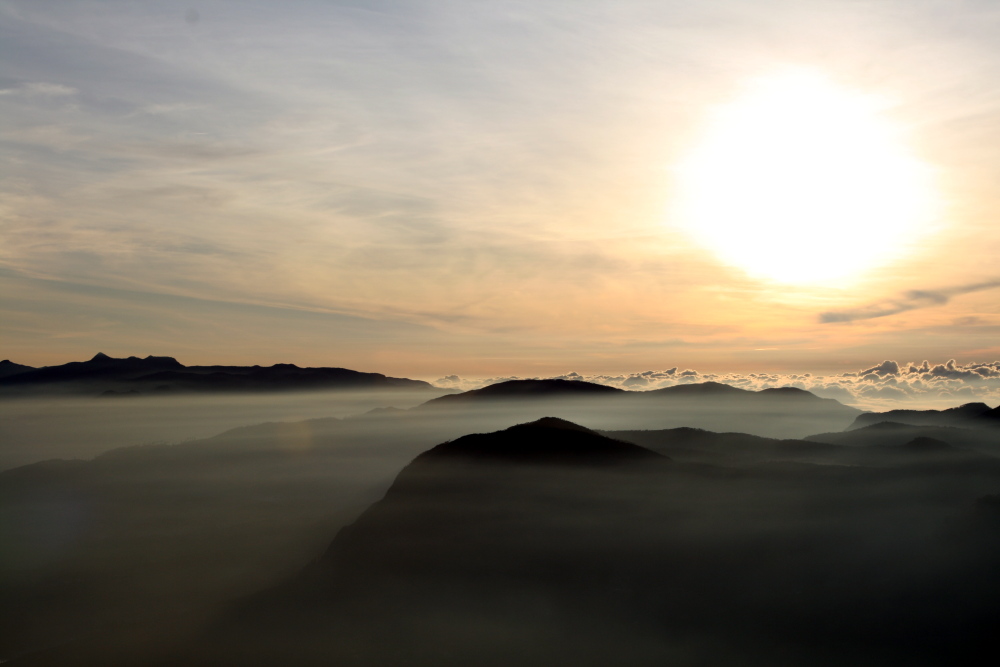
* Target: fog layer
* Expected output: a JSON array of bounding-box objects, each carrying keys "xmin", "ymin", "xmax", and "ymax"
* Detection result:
[
  {"xmin": 0, "ymin": 390, "xmax": 447, "ymax": 471},
  {"xmin": 1, "ymin": 386, "xmax": 998, "ymax": 665}
]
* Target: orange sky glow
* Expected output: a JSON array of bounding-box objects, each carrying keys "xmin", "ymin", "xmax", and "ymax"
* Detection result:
[{"xmin": 3, "ymin": 1, "xmax": 1000, "ymax": 404}]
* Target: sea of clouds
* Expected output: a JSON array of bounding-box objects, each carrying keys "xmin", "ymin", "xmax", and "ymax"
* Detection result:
[{"xmin": 435, "ymin": 360, "xmax": 1000, "ymax": 410}]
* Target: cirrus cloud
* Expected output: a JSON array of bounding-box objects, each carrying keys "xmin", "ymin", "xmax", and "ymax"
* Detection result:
[{"xmin": 820, "ymin": 280, "xmax": 1000, "ymax": 323}]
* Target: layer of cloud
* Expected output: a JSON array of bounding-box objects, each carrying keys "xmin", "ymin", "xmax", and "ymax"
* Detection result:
[
  {"xmin": 820, "ymin": 280, "xmax": 1000, "ymax": 323},
  {"xmin": 436, "ymin": 359, "xmax": 1000, "ymax": 410}
]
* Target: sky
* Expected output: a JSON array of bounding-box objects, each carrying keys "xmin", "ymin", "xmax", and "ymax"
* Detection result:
[{"xmin": 3, "ymin": 0, "xmax": 1000, "ymax": 391}]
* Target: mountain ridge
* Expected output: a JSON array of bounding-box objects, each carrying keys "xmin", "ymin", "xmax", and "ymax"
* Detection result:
[
  {"xmin": 849, "ymin": 402, "xmax": 999, "ymax": 430},
  {"xmin": 0, "ymin": 353, "xmax": 439, "ymax": 397}
]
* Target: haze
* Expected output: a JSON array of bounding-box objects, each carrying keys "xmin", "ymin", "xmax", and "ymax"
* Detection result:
[{"xmin": 4, "ymin": 2, "xmax": 1000, "ymax": 666}]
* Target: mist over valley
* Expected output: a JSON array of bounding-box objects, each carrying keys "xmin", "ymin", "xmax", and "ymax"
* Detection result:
[{"xmin": 2, "ymin": 357, "xmax": 1000, "ymax": 665}]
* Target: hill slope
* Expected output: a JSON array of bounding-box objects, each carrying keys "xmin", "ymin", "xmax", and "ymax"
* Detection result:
[{"xmin": 170, "ymin": 417, "xmax": 1000, "ymax": 667}]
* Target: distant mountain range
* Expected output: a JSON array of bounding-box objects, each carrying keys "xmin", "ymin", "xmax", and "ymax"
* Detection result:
[
  {"xmin": 423, "ymin": 378, "xmax": 624, "ymax": 403},
  {"xmin": 418, "ymin": 378, "xmax": 861, "ymax": 438},
  {"xmin": 422, "ymin": 378, "xmax": 851, "ymax": 408},
  {"xmin": 849, "ymin": 401, "xmax": 1000, "ymax": 430},
  {"xmin": 0, "ymin": 359, "xmax": 863, "ymax": 439},
  {"xmin": 420, "ymin": 378, "xmax": 825, "ymax": 406},
  {"xmin": 612, "ymin": 424, "xmax": 999, "ymax": 467},
  {"xmin": 0, "ymin": 353, "xmax": 439, "ymax": 396}
]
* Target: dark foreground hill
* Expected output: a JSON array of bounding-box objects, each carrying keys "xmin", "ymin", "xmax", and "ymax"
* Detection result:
[
  {"xmin": 166, "ymin": 418, "xmax": 1000, "ymax": 667},
  {"xmin": 415, "ymin": 416, "xmax": 662, "ymax": 465},
  {"xmin": 0, "ymin": 353, "xmax": 438, "ymax": 397}
]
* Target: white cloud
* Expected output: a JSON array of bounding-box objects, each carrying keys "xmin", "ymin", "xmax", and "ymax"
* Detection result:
[{"xmin": 435, "ymin": 359, "xmax": 1000, "ymax": 410}]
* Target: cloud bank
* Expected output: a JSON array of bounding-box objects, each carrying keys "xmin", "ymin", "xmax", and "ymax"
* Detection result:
[{"xmin": 436, "ymin": 359, "xmax": 1000, "ymax": 410}]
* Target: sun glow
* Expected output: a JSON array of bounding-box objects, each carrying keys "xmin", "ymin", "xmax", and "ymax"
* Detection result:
[{"xmin": 675, "ymin": 70, "xmax": 939, "ymax": 284}]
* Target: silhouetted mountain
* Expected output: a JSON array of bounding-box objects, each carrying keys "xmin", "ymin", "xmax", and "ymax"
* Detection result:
[
  {"xmin": 421, "ymin": 378, "xmax": 623, "ymax": 407},
  {"xmin": 0, "ymin": 360, "xmax": 34, "ymax": 379},
  {"xmin": 414, "ymin": 417, "xmax": 663, "ymax": 465},
  {"xmin": 806, "ymin": 421, "xmax": 1000, "ymax": 458},
  {"xmin": 169, "ymin": 416, "xmax": 1000, "ymax": 667},
  {"xmin": 810, "ymin": 421, "xmax": 947, "ymax": 445},
  {"xmin": 0, "ymin": 354, "xmax": 439, "ymax": 397},
  {"xmin": 645, "ymin": 380, "xmax": 749, "ymax": 396},
  {"xmin": 985, "ymin": 404, "xmax": 1000, "ymax": 421},
  {"xmin": 10, "ymin": 403, "xmax": 1000, "ymax": 666},
  {"xmin": 604, "ymin": 426, "xmax": 997, "ymax": 469},
  {"xmin": 416, "ymin": 379, "xmax": 861, "ymax": 439},
  {"xmin": 850, "ymin": 402, "xmax": 998, "ymax": 430},
  {"xmin": 643, "ymin": 384, "xmax": 836, "ymax": 403},
  {"xmin": 1, "ymin": 353, "xmax": 182, "ymax": 386},
  {"xmin": 606, "ymin": 427, "xmax": 843, "ymax": 465}
]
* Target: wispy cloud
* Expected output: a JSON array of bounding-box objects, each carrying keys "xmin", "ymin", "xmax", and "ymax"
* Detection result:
[
  {"xmin": 0, "ymin": 81, "xmax": 77, "ymax": 97},
  {"xmin": 819, "ymin": 280, "xmax": 1000, "ymax": 323}
]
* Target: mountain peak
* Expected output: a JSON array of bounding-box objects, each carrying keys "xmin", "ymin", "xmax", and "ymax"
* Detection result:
[
  {"xmin": 758, "ymin": 386, "xmax": 811, "ymax": 396},
  {"xmin": 0, "ymin": 359, "xmax": 34, "ymax": 380},
  {"xmin": 90, "ymin": 352, "xmax": 113, "ymax": 362},
  {"xmin": 419, "ymin": 378, "xmax": 624, "ymax": 408},
  {"xmin": 647, "ymin": 381, "xmax": 749, "ymax": 396},
  {"xmin": 519, "ymin": 416, "xmax": 596, "ymax": 433},
  {"xmin": 417, "ymin": 418, "xmax": 661, "ymax": 465},
  {"xmin": 984, "ymin": 405, "xmax": 1000, "ymax": 420},
  {"xmin": 477, "ymin": 379, "xmax": 623, "ymax": 396}
]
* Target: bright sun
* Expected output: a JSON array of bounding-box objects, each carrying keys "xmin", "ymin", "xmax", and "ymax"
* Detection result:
[{"xmin": 674, "ymin": 70, "xmax": 939, "ymax": 284}]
